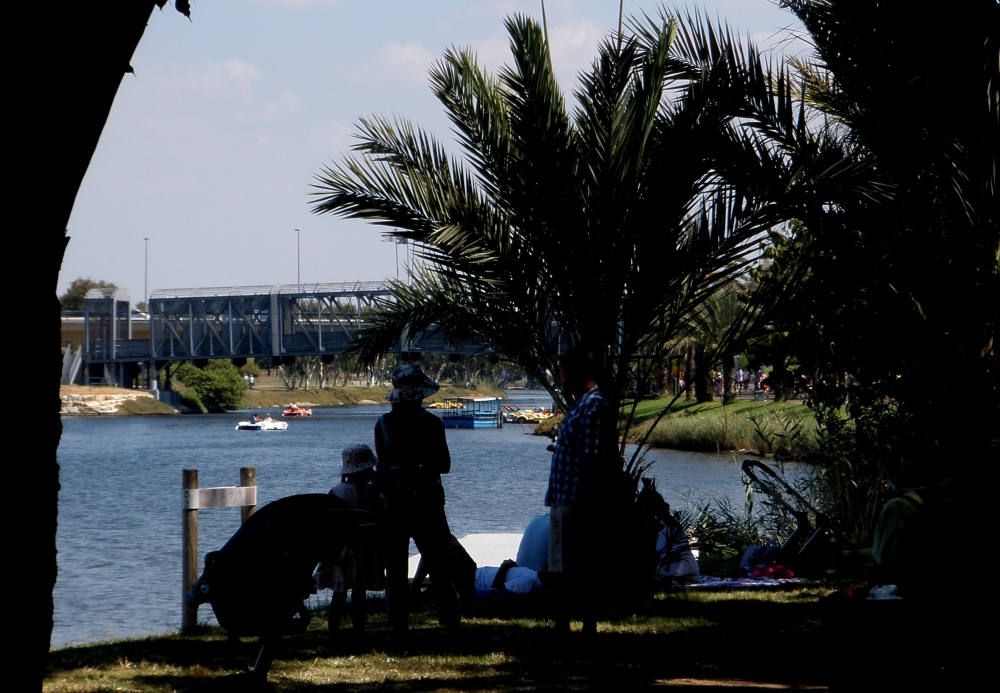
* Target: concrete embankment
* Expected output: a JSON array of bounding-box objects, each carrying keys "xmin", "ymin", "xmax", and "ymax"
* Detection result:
[{"xmin": 60, "ymin": 387, "xmax": 177, "ymax": 416}]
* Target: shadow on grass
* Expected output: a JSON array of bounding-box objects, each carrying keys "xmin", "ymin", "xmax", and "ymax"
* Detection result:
[{"xmin": 48, "ymin": 591, "xmax": 832, "ymax": 692}]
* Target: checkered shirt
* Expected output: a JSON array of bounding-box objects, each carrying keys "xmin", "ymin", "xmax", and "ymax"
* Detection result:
[{"xmin": 545, "ymin": 386, "xmax": 614, "ymax": 506}]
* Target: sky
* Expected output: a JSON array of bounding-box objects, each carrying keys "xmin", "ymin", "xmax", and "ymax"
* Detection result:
[{"xmin": 61, "ymin": 0, "xmax": 807, "ymax": 305}]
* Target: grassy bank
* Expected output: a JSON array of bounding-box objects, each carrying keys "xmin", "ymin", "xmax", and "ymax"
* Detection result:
[
  {"xmin": 628, "ymin": 398, "xmax": 817, "ymax": 455},
  {"xmin": 535, "ymin": 398, "xmax": 818, "ymax": 456},
  {"xmin": 115, "ymin": 397, "xmax": 178, "ymax": 415},
  {"xmin": 241, "ymin": 383, "xmax": 504, "ymax": 410},
  {"xmin": 60, "ymin": 385, "xmax": 143, "ymax": 397},
  {"xmin": 59, "ymin": 385, "xmax": 178, "ymax": 416},
  {"xmin": 46, "ymin": 587, "xmax": 834, "ymax": 692}
]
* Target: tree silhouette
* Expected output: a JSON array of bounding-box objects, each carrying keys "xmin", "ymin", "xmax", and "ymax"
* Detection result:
[
  {"xmin": 20, "ymin": 1, "xmax": 190, "ymax": 681},
  {"xmin": 312, "ymin": 11, "xmax": 868, "ymax": 433}
]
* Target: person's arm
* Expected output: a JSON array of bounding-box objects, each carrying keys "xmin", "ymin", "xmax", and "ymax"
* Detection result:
[
  {"xmin": 374, "ymin": 418, "xmax": 386, "ymax": 462},
  {"xmin": 490, "ymin": 559, "xmax": 518, "ymax": 590},
  {"xmin": 424, "ymin": 413, "xmax": 451, "ymax": 474}
]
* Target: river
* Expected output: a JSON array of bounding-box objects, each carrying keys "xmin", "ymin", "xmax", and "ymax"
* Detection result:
[{"xmin": 54, "ymin": 392, "xmax": 756, "ymax": 648}]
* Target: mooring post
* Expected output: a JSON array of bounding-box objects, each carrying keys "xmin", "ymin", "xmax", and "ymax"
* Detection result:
[
  {"xmin": 182, "ymin": 469, "xmax": 199, "ymax": 634},
  {"xmin": 240, "ymin": 467, "xmax": 257, "ymax": 524}
]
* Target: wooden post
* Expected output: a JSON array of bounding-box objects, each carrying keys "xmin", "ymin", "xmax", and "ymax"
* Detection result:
[
  {"xmin": 240, "ymin": 467, "xmax": 257, "ymax": 524},
  {"xmin": 182, "ymin": 469, "xmax": 199, "ymax": 634}
]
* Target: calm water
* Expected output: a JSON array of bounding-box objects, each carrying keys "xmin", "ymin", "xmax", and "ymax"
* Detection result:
[{"xmin": 54, "ymin": 392, "xmax": 756, "ymax": 648}]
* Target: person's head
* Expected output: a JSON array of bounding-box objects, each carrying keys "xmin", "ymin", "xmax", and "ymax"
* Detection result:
[
  {"xmin": 341, "ymin": 443, "xmax": 377, "ymax": 482},
  {"xmin": 386, "ymin": 363, "xmax": 439, "ymax": 405},
  {"xmin": 890, "ymin": 431, "xmax": 951, "ymax": 492},
  {"xmin": 556, "ymin": 346, "xmax": 597, "ymax": 397}
]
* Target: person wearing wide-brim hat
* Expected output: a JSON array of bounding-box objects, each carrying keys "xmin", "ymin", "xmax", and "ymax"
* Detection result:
[
  {"xmin": 316, "ymin": 444, "xmax": 385, "ymax": 638},
  {"xmin": 374, "ymin": 364, "xmax": 461, "ymax": 642}
]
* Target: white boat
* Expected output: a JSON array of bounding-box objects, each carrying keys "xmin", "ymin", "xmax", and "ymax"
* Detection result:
[{"xmin": 235, "ymin": 418, "xmax": 288, "ymax": 431}]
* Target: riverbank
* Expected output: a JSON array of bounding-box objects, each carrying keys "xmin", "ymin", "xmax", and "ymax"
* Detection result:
[
  {"xmin": 59, "ymin": 382, "xmax": 505, "ymax": 416},
  {"xmin": 536, "ymin": 398, "xmax": 818, "ymax": 456},
  {"xmin": 59, "ymin": 386, "xmax": 177, "ymax": 416},
  {"xmin": 627, "ymin": 398, "xmax": 817, "ymax": 455},
  {"xmin": 241, "ymin": 383, "xmax": 505, "ymax": 409},
  {"xmin": 45, "ymin": 587, "xmax": 834, "ymax": 692}
]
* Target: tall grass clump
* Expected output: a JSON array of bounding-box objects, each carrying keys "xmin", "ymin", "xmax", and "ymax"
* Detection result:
[{"xmin": 636, "ymin": 402, "xmax": 817, "ymax": 457}]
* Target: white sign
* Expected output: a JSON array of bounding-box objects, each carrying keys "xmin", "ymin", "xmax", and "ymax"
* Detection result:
[{"xmin": 185, "ymin": 486, "xmax": 257, "ymax": 510}]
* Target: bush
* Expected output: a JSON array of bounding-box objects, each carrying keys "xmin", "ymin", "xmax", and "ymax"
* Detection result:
[
  {"xmin": 175, "ymin": 361, "xmax": 246, "ymax": 412},
  {"xmin": 239, "ymin": 358, "xmax": 260, "ymax": 378},
  {"xmin": 179, "ymin": 392, "xmax": 206, "ymax": 414}
]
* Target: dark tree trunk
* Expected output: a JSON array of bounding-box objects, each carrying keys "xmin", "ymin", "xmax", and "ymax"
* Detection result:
[
  {"xmin": 771, "ymin": 353, "xmax": 789, "ymax": 402},
  {"xmin": 685, "ymin": 345, "xmax": 695, "ymax": 400},
  {"xmin": 694, "ymin": 347, "xmax": 714, "ymax": 403},
  {"xmin": 16, "ymin": 2, "xmax": 160, "ymax": 684},
  {"xmin": 722, "ymin": 354, "xmax": 736, "ymax": 403}
]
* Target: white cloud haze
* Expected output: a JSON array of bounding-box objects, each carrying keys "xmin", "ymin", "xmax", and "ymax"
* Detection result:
[{"xmin": 62, "ymin": 0, "xmax": 806, "ymax": 301}]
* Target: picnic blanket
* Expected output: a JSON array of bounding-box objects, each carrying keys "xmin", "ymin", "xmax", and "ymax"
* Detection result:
[{"xmin": 682, "ymin": 575, "xmax": 806, "ymax": 590}]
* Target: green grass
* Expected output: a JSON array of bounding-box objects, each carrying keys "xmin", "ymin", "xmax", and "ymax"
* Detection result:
[
  {"xmin": 626, "ymin": 398, "xmax": 817, "ymax": 455},
  {"xmin": 45, "ymin": 587, "xmax": 838, "ymax": 692},
  {"xmin": 242, "ymin": 383, "xmax": 505, "ymax": 410},
  {"xmin": 116, "ymin": 397, "xmax": 178, "ymax": 415}
]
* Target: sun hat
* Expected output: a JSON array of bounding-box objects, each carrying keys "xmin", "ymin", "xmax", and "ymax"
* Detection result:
[
  {"xmin": 553, "ymin": 346, "xmax": 597, "ymax": 379},
  {"xmin": 341, "ymin": 444, "xmax": 377, "ymax": 475},
  {"xmin": 889, "ymin": 456, "xmax": 952, "ymax": 491},
  {"xmin": 889, "ymin": 433, "xmax": 950, "ymax": 491},
  {"xmin": 386, "ymin": 364, "xmax": 439, "ymax": 402}
]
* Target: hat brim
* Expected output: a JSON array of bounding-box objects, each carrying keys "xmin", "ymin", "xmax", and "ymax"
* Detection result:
[
  {"xmin": 888, "ymin": 458, "xmax": 952, "ymax": 491},
  {"xmin": 386, "ymin": 377, "xmax": 440, "ymax": 402},
  {"xmin": 341, "ymin": 460, "xmax": 377, "ymax": 475}
]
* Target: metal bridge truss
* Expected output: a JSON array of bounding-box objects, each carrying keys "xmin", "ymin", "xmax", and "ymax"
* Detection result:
[{"xmin": 83, "ymin": 282, "xmax": 491, "ymax": 371}]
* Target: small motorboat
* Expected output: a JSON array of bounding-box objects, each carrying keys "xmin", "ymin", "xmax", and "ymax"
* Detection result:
[
  {"xmin": 236, "ymin": 416, "xmax": 288, "ymax": 431},
  {"xmin": 282, "ymin": 404, "xmax": 312, "ymax": 417}
]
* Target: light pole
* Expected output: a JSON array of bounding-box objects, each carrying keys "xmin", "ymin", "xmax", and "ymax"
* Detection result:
[
  {"xmin": 143, "ymin": 237, "xmax": 149, "ymax": 310},
  {"xmin": 295, "ymin": 229, "xmax": 300, "ymax": 286}
]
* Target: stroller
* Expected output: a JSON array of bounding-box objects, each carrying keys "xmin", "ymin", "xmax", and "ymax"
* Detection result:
[
  {"xmin": 739, "ymin": 460, "xmax": 852, "ymax": 574},
  {"xmin": 187, "ymin": 493, "xmax": 378, "ymax": 679}
]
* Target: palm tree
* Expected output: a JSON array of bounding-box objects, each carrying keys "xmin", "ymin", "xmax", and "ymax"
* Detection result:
[
  {"xmin": 311, "ymin": 10, "xmax": 866, "ymax": 448},
  {"xmin": 767, "ymin": 0, "xmax": 997, "ymax": 438},
  {"xmin": 691, "ymin": 287, "xmax": 746, "ymax": 402}
]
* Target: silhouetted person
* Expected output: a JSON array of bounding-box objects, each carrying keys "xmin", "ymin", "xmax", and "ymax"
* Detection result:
[
  {"xmin": 546, "ymin": 347, "xmax": 617, "ymax": 636},
  {"xmin": 375, "ymin": 365, "xmax": 460, "ymax": 643}
]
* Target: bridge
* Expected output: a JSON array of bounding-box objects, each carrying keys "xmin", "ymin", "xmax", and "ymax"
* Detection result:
[{"xmin": 63, "ymin": 282, "xmax": 490, "ymax": 387}]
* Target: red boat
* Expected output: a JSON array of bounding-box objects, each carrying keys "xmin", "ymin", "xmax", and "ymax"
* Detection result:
[{"xmin": 282, "ymin": 404, "xmax": 312, "ymax": 417}]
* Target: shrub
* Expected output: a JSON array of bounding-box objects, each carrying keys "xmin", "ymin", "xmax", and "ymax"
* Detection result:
[
  {"xmin": 179, "ymin": 392, "xmax": 206, "ymax": 414},
  {"xmin": 175, "ymin": 361, "xmax": 246, "ymax": 412}
]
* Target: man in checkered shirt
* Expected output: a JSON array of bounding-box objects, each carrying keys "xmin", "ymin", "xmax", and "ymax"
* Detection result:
[{"xmin": 545, "ymin": 347, "xmax": 617, "ymax": 635}]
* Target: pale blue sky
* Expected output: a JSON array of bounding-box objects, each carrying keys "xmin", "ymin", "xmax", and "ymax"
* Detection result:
[{"xmin": 62, "ymin": 0, "xmax": 806, "ymax": 304}]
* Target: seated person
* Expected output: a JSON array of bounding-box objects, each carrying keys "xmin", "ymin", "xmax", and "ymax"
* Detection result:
[
  {"xmin": 475, "ymin": 559, "xmax": 544, "ymax": 594},
  {"xmin": 314, "ymin": 444, "xmax": 385, "ymax": 637}
]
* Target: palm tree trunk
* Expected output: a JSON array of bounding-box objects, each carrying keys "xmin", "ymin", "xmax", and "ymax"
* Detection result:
[
  {"xmin": 722, "ymin": 354, "xmax": 736, "ymax": 403},
  {"xmin": 685, "ymin": 345, "xmax": 695, "ymax": 400},
  {"xmin": 695, "ymin": 347, "xmax": 714, "ymax": 403},
  {"xmin": 771, "ymin": 354, "xmax": 789, "ymax": 402}
]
